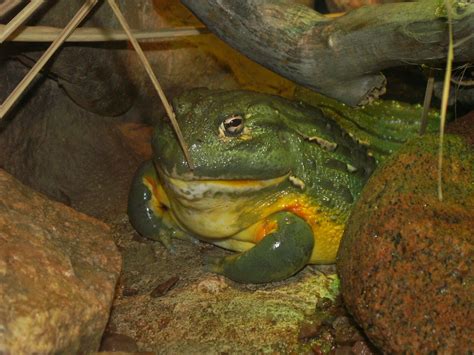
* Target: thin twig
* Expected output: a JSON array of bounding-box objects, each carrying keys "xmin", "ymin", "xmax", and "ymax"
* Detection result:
[
  {"xmin": 0, "ymin": 0, "xmax": 23, "ymax": 17},
  {"xmin": 107, "ymin": 0, "xmax": 194, "ymax": 170},
  {"xmin": 0, "ymin": 24, "xmax": 208, "ymax": 42},
  {"xmin": 325, "ymin": 12, "xmax": 344, "ymax": 18},
  {"xmin": 438, "ymin": 0, "xmax": 454, "ymax": 202},
  {"xmin": 450, "ymin": 77, "xmax": 474, "ymax": 86},
  {"xmin": 0, "ymin": 0, "xmax": 98, "ymax": 119},
  {"xmin": 453, "ymin": 32, "xmax": 474, "ymax": 49},
  {"xmin": 0, "ymin": 10, "xmax": 340, "ymax": 43},
  {"xmin": 0, "ymin": 0, "xmax": 45, "ymax": 43},
  {"xmin": 419, "ymin": 69, "xmax": 435, "ymax": 135}
]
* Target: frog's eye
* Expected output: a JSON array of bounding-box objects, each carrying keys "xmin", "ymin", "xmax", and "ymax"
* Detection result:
[{"xmin": 220, "ymin": 115, "xmax": 245, "ymax": 137}]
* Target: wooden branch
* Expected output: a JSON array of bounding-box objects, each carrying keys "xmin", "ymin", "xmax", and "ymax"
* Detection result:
[
  {"xmin": 0, "ymin": 24, "xmax": 208, "ymax": 42},
  {"xmin": 182, "ymin": 0, "xmax": 474, "ymax": 105},
  {"xmin": 0, "ymin": 0, "xmax": 98, "ymax": 119},
  {"xmin": 107, "ymin": 0, "xmax": 194, "ymax": 170},
  {"xmin": 0, "ymin": 0, "xmax": 45, "ymax": 43}
]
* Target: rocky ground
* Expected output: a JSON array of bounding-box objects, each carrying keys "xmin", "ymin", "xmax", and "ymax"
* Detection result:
[
  {"xmin": 0, "ymin": 170, "xmax": 121, "ymax": 354},
  {"xmin": 100, "ymin": 214, "xmax": 375, "ymax": 354},
  {"xmin": 1, "ymin": 1, "xmax": 472, "ymax": 351}
]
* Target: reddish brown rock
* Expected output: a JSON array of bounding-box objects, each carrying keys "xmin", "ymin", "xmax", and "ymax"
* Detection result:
[
  {"xmin": 118, "ymin": 122, "xmax": 154, "ymax": 160},
  {"xmin": 337, "ymin": 133, "xmax": 474, "ymax": 353},
  {"xmin": 0, "ymin": 170, "xmax": 121, "ymax": 354},
  {"xmin": 447, "ymin": 110, "xmax": 474, "ymax": 146}
]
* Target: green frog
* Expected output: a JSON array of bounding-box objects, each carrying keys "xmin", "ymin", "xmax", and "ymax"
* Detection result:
[{"xmin": 128, "ymin": 88, "xmax": 432, "ymax": 283}]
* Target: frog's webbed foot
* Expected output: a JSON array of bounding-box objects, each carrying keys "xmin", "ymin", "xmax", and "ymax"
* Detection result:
[{"xmin": 206, "ymin": 212, "xmax": 314, "ymax": 283}]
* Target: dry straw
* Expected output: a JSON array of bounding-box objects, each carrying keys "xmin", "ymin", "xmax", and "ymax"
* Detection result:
[
  {"xmin": 0, "ymin": 0, "xmax": 99, "ymax": 119},
  {"xmin": 107, "ymin": 0, "xmax": 194, "ymax": 169},
  {"xmin": 0, "ymin": 24, "xmax": 207, "ymax": 42},
  {"xmin": 0, "ymin": 0, "xmax": 45, "ymax": 43},
  {"xmin": 437, "ymin": 0, "xmax": 455, "ymax": 201},
  {"xmin": 0, "ymin": 0, "xmax": 196, "ymax": 169}
]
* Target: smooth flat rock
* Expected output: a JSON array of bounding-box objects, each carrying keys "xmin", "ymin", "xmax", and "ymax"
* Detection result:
[
  {"xmin": 337, "ymin": 132, "xmax": 474, "ymax": 353},
  {"xmin": 0, "ymin": 170, "xmax": 121, "ymax": 354}
]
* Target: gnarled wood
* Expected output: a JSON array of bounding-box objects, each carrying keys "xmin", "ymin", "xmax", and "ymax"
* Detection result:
[{"xmin": 182, "ymin": 0, "xmax": 474, "ymax": 105}]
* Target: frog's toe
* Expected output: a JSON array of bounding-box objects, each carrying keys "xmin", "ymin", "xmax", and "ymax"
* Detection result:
[
  {"xmin": 172, "ymin": 229, "xmax": 200, "ymax": 245},
  {"xmin": 150, "ymin": 229, "xmax": 200, "ymax": 253},
  {"xmin": 152, "ymin": 230, "xmax": 176, "ymax": 254},
  {"xmin": 206, "ymin": 212, "xmax": 314, "ymax": 283}
]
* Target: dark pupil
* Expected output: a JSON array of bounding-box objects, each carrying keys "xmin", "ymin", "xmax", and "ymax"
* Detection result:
[{"xmin": 225, "ymin": 118, "xmax": 242, "ymax": 129}]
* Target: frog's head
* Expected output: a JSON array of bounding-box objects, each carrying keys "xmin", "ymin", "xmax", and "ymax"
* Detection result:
[
  {"xmin": 153, "ymin": 89, "xmax": 301, "ymax": 182},
  {"xmin": 152, "ymin": 89, "xmax": 312, "ymax": 237},
  {"xmin": 152, "ymin": 88, "xmax": 371, "ymax": 238}
]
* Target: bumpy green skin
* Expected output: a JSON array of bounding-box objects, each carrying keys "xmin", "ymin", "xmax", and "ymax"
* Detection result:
[
  {"xmin": 129, "ymin": 88, "xmax": 424, "ymax": 283},
  {"xmin": 295, "ymin": 87, "xmax": 440, "ymax": 163},
  {"xmin": 153, "ymin": 89, "xmax": 376, "ymax": 223},
  {"xmin": 207, "ymin": 212, "xmax": 314, "ymax": 283}
]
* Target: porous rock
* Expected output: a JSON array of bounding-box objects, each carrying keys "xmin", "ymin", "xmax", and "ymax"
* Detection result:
[
  {"xmin": 0, "ymin": 170, "xmax": 121, "ymax": 354},
  {"xmin": 337, "ymin": 131, "xmax": 474, "ymax": 352}
]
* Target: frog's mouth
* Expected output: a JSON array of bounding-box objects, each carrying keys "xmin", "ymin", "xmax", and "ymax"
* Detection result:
[
  {"xmin": 159, "ymin": 170, "xmax": 291, "ymax": 238},
  {"xmin": 163, "ymin": 172, "xmax": 290, "ymax": 200}
]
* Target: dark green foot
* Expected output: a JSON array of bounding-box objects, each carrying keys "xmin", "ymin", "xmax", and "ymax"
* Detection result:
[
  {"xmin": 128, "ymin": 160, "xmax": 177, "ymax": 251},
  {"xmin": 207, "ymin": 212, "xmax": 314, "ymax": 283}
]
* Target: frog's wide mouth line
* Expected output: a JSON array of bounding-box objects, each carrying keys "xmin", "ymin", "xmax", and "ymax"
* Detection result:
[{"xmin": 162, "ymin": 171, "xmax": 290, "ymax": 198}]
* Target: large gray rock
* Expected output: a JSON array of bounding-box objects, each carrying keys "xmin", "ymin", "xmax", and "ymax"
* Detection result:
[
  {"xmin": 0, "ymin": 60, "xmax": 142, "ymax": 220},
  {"xmin": 0, "ymin": 169, "xmax": 121, "ymax": 354},
  {"xmin": 21, "ymin": 0, "xmax": 136, "ymax": 117}
]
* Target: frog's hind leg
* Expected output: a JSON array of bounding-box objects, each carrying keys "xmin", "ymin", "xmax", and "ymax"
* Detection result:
[
  {"xmin": 127, "ymin": 161, "xmax": 192, "ymax": 250},
  {"xmin": 206, "ymin": 212, "xmax": 314, "ymax": 283}
]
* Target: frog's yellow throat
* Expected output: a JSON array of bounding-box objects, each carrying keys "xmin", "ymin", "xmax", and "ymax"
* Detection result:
[
  {"xmin": 143, "ymin": 171, "xmax": 290, "ymax": 231},
  {"xmin": 144, "ymin": 172, "xmax": 344, "ymax": 264},
  {"xmin": 161, "ymin": 173, "xmax": 290, "ymax": 237}
]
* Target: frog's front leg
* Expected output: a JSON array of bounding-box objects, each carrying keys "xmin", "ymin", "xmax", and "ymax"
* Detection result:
[
  {"xmin": 207, "ymin": 212, "xmax": 314, "ymax": 283},
  {"xmin": 127, "ymin": 160, "xmax": 188, "ymax": 250}
]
